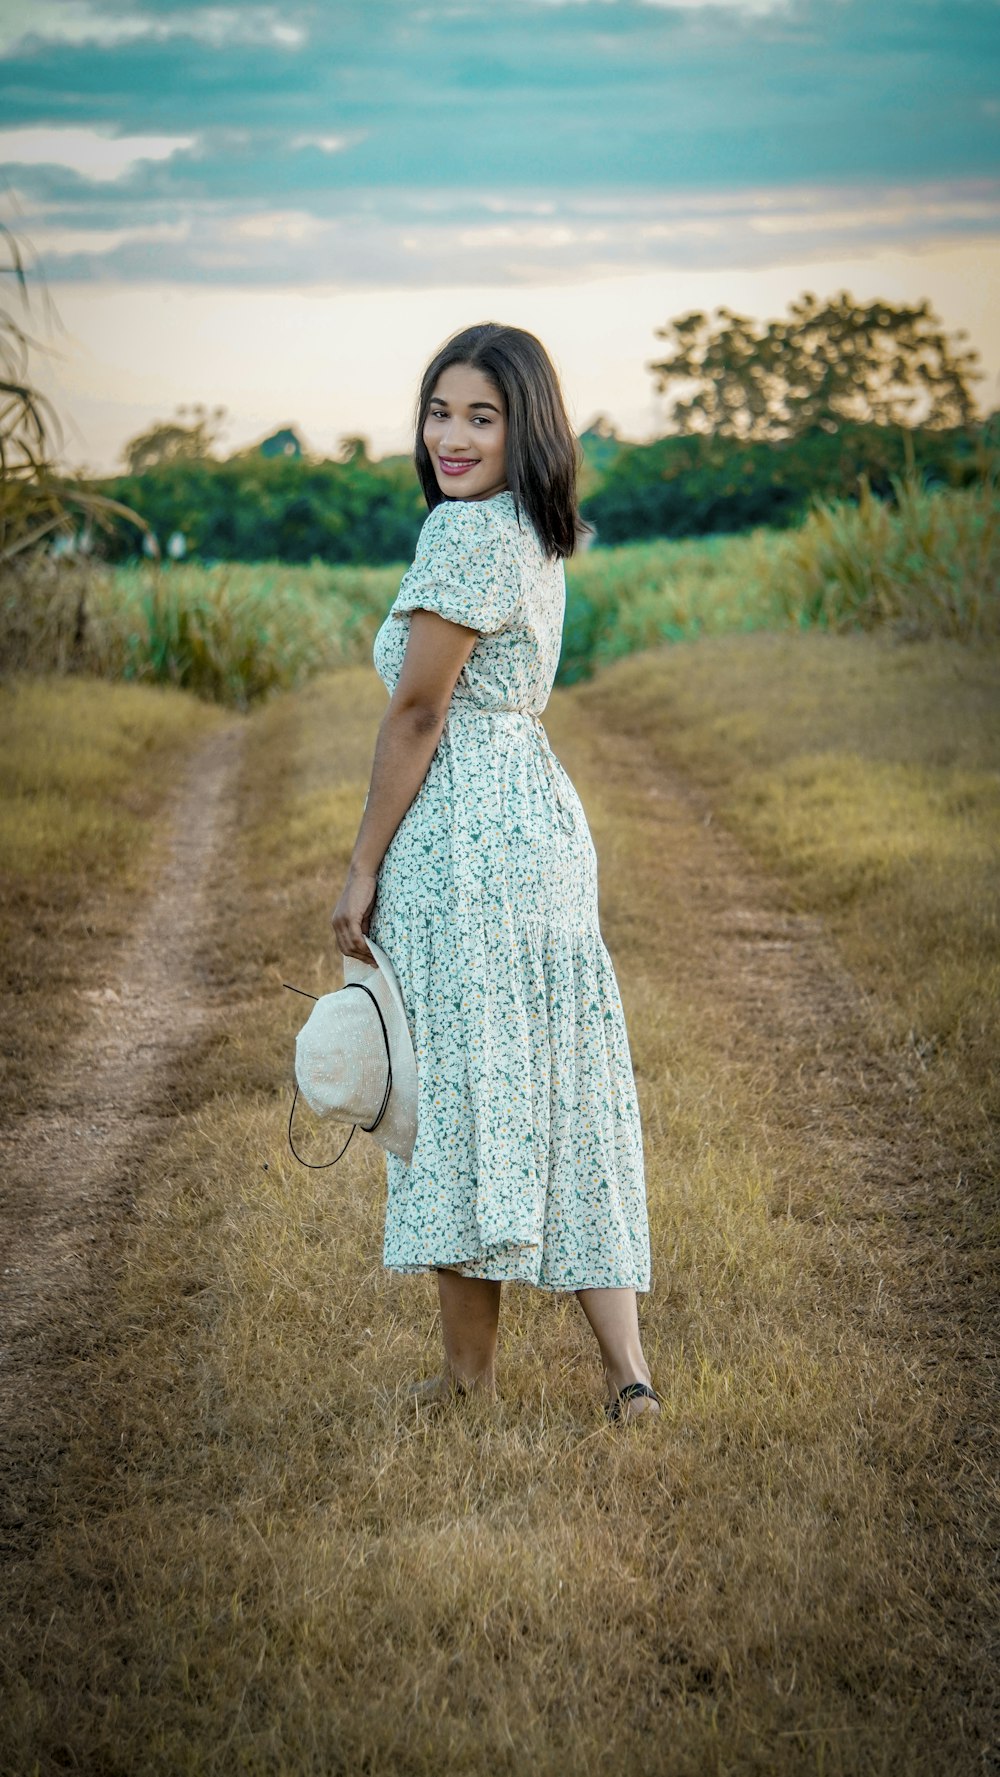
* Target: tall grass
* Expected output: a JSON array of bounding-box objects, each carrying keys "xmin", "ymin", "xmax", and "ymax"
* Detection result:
[
  {"xmin": 770, "ymin": 468, "xmax": 1000, "ymax": 640},
  {"xmin": 0, "ymin": 557, "xmax": 399, "ymax": 708},
  {"xmin": 560, "ymin": 471, "xmax": 999, "ymax": 681},
  {"xmin": 559, "ymin": 527, "xmax": 793, "ymax": 683},
  {"xmin": 2, "ymin": 473, "xmax": 996, "ymax": 704}
]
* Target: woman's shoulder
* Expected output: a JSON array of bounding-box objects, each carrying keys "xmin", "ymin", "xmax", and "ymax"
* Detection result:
[
  {"xmin": 423, "ymin": 491, "xmax": 544, "ymax": 556},
  {"xmin": 418, "ymin": 490, "xmax": 514, "ymax": 533}
]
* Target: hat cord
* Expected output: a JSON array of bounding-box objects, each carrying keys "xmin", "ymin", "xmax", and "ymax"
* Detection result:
[{"xmin": 284, "ymin": 981, "xmax": 394, "ymax": 1169}]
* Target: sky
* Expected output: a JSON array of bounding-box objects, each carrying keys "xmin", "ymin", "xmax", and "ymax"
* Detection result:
[{"xmin": 1, "ymin": 0, "xmax": 998, "ymax": 473}]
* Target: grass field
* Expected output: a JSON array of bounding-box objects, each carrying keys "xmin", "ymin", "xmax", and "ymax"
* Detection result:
[
  {"xmin": 2, "ymin": 473, "xmax": 996, "ymax": 705},
  {"xmin": 1, "ymin": 627, "xmax": 997, "ymax": 1774}
]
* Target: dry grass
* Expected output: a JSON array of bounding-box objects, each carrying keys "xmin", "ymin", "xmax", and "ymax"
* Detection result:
[
  {"xmin": 1, "ymin": 641, "xmax": 998, "ymax": 1774},
  {"xmin": 574, "ymin": 631, "xmax": 1000, "ymax": 1183}
]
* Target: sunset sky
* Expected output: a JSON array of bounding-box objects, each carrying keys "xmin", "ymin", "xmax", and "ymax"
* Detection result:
[{"xmin": 2, "ymin": 0, "xmax": 998, "ymax": 473}]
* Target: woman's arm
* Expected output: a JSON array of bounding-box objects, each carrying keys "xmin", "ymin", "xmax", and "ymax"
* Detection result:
[{"xmin": 331, "ymin": 608, "xmax": 479, "ymax": 961}]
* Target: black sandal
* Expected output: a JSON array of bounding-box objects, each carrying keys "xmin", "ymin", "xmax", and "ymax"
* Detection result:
[{"xmin": 606, "ymin": 1381, "xmax": 661, "ymax": 1423}]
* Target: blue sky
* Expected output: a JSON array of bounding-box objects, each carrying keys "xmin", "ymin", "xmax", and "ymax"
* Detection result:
[{"xmin": 1, "ymin": 0, "xmax": 998, "ymax": 467}]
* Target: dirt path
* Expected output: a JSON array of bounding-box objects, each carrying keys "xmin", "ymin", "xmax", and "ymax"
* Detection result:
[
  {"xmin": 0, "ymin": 722, "xmax": 245, "ymax": 1552},
  {"xmin": 1, "ymin": 681, "xmax": 996, "ymax": 1762},
  {"xmin": 577, "ymin": 713, "xmax": 993, "ymax": 1377},
  {"xmin": 1, "ymin": 693, "xmax": 994, "ymax": 1690},
  {"xmin": 558, "ymin": 710, "xmax": 997, "ymax": 1725}
]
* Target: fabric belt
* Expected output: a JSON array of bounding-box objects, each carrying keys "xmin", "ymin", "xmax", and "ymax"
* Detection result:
[{"xmin": 447, "ymin": 703, "xmax": 575, "ymax": 834}]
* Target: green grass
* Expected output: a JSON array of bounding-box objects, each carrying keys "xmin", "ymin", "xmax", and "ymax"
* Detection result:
[
  {"xmin": 3, "ymin": 473, "xmax": 997, "ymax": 708},
  {"xmin": 560, "ymin": 471, "xmax": 999, "ymax": 681},
  {"xmin": 0, "ymin": 556, "xmax": 401, "ymax": 708}
]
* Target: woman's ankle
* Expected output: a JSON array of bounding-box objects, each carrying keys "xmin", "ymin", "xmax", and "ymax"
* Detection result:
[
  {"xmin": 604, "ymin": 1359, "xmax": 654, "ymax": 1400},
  {"xmin": 448, "ymin": 1362, "xmax": 497, "ymax": 1395}
]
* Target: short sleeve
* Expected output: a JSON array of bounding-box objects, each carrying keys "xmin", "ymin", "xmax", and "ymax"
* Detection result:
[{"xmin": 392, "ymin": 498, "xmax": 522, "ymax": 636}]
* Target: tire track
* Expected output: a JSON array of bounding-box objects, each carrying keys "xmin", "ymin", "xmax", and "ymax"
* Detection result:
[{"xmin": 0, "ymin": 721, "xmax": 245, "ymax": 1551}]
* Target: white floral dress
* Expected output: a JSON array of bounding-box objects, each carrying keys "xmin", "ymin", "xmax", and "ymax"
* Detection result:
[{"xmin": 368, "ymin": 489, "xmax": 650, "ymax": 1291}]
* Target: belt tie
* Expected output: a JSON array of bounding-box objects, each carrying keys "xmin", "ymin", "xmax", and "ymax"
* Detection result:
[
  {"xmin": 448, "ymin": 703, "xmax": 575, "ymax": 834},
  {"xmin": 524, "ymin": 713, "xmax": 575, "ymax": 834}
]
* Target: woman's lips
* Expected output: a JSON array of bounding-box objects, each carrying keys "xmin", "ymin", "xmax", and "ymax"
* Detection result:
[{"xmin": 438, "ymin": 457, "xmax": 480, "ymax": 477}]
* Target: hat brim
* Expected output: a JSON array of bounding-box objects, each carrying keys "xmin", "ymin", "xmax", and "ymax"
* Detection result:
[{"xmin": 342, "ymin": 937, "xmax": 418, "ymax": 1163}]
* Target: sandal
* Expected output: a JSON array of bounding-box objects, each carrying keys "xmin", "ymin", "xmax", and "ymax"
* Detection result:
[
  {"xmin": 606, "ymin": 1381, "xmax": 661, "ymax": 1423},
  {"xmin": 406, "ymin": 1375, "xmax": 468, "ymax": 1405}
]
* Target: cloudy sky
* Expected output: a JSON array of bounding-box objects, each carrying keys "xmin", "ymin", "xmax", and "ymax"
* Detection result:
[{"xmin": 2, "ymin": 0, "xmax": 998, "ymax": 471}]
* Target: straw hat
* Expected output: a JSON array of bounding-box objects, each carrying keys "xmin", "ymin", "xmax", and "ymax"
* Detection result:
[{"xmin": 293, "ymin": 936, "xmax": 417, "ymax": 1164}]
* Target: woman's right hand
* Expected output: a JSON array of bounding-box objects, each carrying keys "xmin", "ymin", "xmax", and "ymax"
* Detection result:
[{"xmin": 330, "ymin": 867, "xmax": 378, "ymax": 964}]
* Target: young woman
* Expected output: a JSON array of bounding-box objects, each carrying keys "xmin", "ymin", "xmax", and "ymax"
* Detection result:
[{"xmin": 330, "ymin": 322, "xmax": 659, "ymax": 1422}]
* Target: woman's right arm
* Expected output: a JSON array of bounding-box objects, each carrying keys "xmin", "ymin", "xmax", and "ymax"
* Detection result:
[{"xmin": 330, "ymin": 608, "xmax": 479, "ymax": 959}]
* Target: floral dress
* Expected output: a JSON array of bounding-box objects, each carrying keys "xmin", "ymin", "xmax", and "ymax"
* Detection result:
[{"xmin": 368, "ymin": 489, "xmax": 650, "ymax": 1291}]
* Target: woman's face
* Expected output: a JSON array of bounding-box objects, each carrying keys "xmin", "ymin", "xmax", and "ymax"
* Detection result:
[{"xmin": 422, "ymin": 362, "xmax": 508, "ymax": 501}]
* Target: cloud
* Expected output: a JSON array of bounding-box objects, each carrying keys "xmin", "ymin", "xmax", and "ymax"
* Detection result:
[
  {"xmin": 0, "ymin": 1, "xmax": 311, "ymax": 53},
  {"xmin": 0, "ymin": 125, "xmax": 195, "ymax": 179},
  {"xmin": 1, "ymin": 0, "xmax": 998, "ymax": 286},
  {"xmin": 19, "ymin": 178, "xmax": 1000, "ymax": 287}
]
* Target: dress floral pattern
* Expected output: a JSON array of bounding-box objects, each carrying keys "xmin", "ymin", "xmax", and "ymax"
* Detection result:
[{"xmin": 368, "ymin": 490, "xmax": 650, "ymax": 1290}]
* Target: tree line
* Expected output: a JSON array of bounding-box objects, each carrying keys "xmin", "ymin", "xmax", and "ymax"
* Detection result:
[
  {"xmin": 88, "ymin": 291, "xmax": 993, "ymax": 563},
  {"xmin": 2, "ymin": 237, "xmax": 995, "ymax": 571}
]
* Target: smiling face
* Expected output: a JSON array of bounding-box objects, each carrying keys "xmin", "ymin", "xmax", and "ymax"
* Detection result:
[{"xmin": 422, "ymin": 362, "xmax": 509, "ymax": 501}]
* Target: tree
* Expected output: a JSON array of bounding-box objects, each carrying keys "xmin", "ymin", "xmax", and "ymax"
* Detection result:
[
  {"xmin": 647, "ymin": 291, "xmax": 984, "ymax": 441},
  {"xmin": 122, "ymin": 402, "xmax": 227, "ymax": 474},
  {"xmin": 0, "ymin": 221, "xmax": 147, "ymax": 563},
  {"xmin": 337, "ymin": 434, "xmax": 370, "ymax": 464}
]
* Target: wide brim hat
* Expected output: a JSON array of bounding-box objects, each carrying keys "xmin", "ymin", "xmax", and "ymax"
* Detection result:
[{"xmin": 294, "ymin": 936, "xmax": 418, "ymax": 1164}]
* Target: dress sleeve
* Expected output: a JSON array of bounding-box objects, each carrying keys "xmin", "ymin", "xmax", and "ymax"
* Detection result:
[{"xmin": 392, "ymin": 498, "xmax": 522, "ymax": 636}]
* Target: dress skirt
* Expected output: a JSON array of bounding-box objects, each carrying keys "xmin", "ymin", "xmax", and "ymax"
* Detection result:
[
  {"xmin": 367, "ymin": 489, "xmax": 650, "ymax": 1291},
  {"xmin": 367, "ymin": 703, "xmax": 650, "ymax": 1291}
]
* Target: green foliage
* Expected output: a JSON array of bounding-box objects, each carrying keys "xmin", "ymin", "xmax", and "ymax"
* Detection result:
[
  {"xmin": 5, "ymin": 477, "xmax": 995, "ymax": 707},
  {"xmin": 770, "ymin": 468, "xmax": 1000, "ymax": 641},
  {"xmin": 576, "ymin": 417, "xmax": 625, "ymax": 501},
  {"xmin": 649, "ymin": 290, "xmax": 983, "ymax": 439},
  {"xmin": 564, "ymin": 468, "xmax": 999, "ymax": 683},
  {"xmin": 582, "ymin": 419, "xmax": 995, "ymax": 545},
  {"xmin": 92, "ymin": 452, "xmax": 426, "ymax": 566},
  {"xmin": 1, "ymin": 557, "xmax": 401, "ymax": 709},
  {"xmin": 121, "ymin": 403, "xmax": 228, "ymax": 475},
  {"xmin": 560, "ymin": 530, "xmax": 794, "ymax": 684}
]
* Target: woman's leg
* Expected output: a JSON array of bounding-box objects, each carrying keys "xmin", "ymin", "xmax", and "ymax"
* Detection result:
[
  {"xmin": 433, "ymin": 1267, "xmax": 502, "ymax": 1394},
  {"xmin": 575, "ymin": 1287, "xmax": 660, "ymax": 1417}
]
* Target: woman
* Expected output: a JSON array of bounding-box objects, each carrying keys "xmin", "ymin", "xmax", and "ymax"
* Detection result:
[{"xmin": 330, "ymin": 322, "xmax": 659, "ymax": 1423}]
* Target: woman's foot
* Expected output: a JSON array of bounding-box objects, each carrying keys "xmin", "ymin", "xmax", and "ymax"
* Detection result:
[
  {"xmin": 406, "ymin": 1372, "xmax": 496, "ymax": 1406},
  {"xmin": 606, "ymin": 1380, "xmax": 661, "ymax": 1424},
  {"xmin": 406, "ymin": 1374, "xmax": 459, "ymax": 1406}
]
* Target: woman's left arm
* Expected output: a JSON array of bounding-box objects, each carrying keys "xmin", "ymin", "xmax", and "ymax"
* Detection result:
[{"xmin": 331, "ymin": 608, "xmax": 479, "ymax": 962}]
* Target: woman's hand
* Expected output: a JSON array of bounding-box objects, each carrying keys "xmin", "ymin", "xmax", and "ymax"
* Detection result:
[{"xmin": 331, "ymin": 867, "xmax": 378, "ymax": 964}]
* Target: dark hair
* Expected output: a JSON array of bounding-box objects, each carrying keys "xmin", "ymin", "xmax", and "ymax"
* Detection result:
[{"xmin": 413, "ymin": 321, "xmax": 586, "ymax": 560}]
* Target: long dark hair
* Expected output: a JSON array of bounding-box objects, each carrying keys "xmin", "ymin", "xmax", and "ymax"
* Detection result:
[{"xmin": 413, "ymin": 322, "xmax": 586, "ymax": 560}]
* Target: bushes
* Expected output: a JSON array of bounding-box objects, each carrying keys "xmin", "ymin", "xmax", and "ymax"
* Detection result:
[
  {"xmin": 582, "ymin": 420, "xmax": 996, "ymax": 545},
  {"xmin": 770, "ymin": 470, "xmax": 1000, "ymax": 641},
  {"xmin": 90, "ymin": 454, "xmax": 426, "ymax": 566}
]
